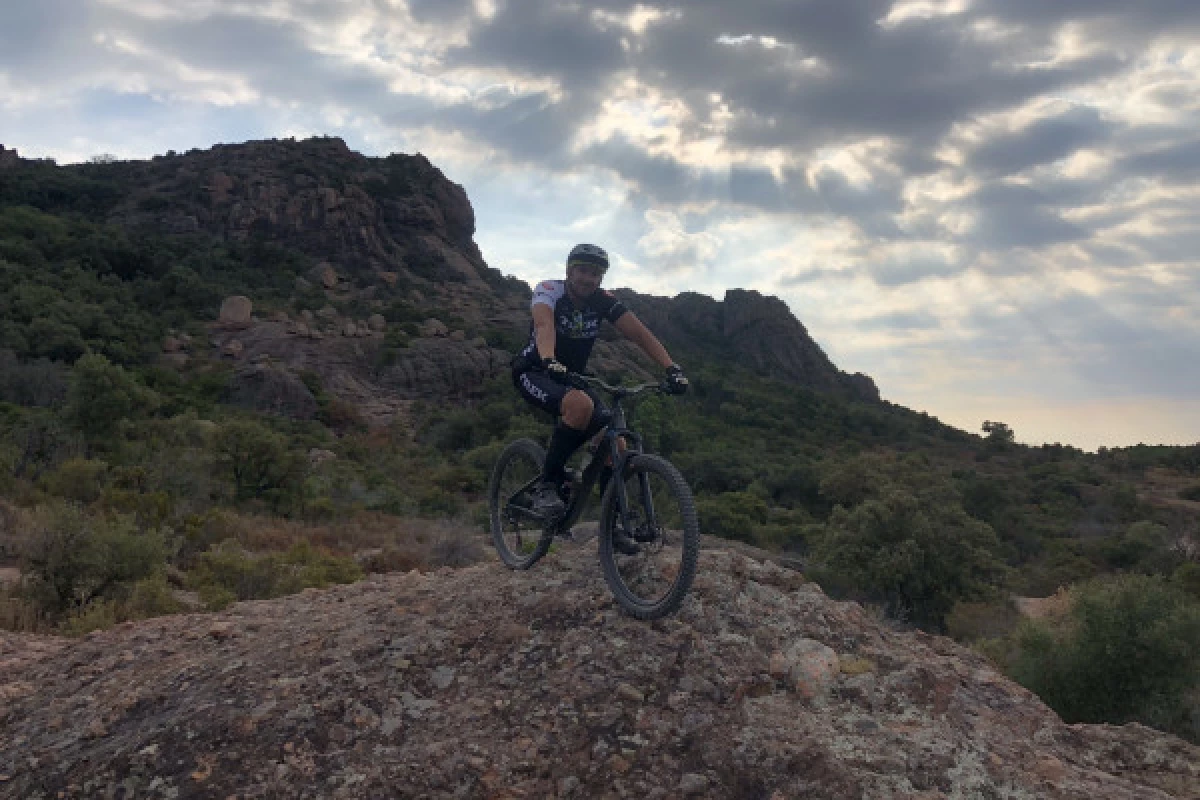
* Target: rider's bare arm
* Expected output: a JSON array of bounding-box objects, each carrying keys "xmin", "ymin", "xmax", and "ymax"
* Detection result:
[
  {"xmin": 532, "ymin": 302, "xmax": 557, "ymax": 362},
  {"xmin": 615, "ymin": 312, "xmax": 675, "ymax": 369}
]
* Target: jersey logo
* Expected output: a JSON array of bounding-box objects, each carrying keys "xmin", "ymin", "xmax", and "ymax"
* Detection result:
[{"xmin": 539, "ymin": 281, "xmax": 555, "ymax": 290}]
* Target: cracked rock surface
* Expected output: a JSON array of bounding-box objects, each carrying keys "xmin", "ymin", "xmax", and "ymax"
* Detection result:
[{"xmin": 2, "ymin": 545, "xmax": 1197, "ymax": 799}]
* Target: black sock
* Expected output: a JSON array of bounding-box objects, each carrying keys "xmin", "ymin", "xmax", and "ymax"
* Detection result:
[{"xmin": 543, "ymin": 423, "xmax": 590, "ymax": 484}]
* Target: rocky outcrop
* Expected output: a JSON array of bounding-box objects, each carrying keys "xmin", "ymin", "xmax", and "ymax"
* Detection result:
[
  {"xmin": 617, "ymin": 289, "xmax": 880, "ymax": 402},
  {"xmin": 225, "ymin": 363, "xmax": 320, "ymax": 420},
  {"xmin": 2, "ymin": 546, "xmax": 1196, "ymax": 798},
  {"xmin": 108, "ymin": 137, "xmax": 495, "ymax": 293}
]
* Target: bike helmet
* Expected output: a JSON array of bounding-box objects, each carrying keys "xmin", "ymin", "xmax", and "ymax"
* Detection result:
[{"xmin": 567, "ymin": 243, "xmax": 609, "ymax": 271}]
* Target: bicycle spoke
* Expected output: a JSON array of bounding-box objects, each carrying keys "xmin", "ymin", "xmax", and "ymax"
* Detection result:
[
  {"xmin": 489, "ymin": 439, "xmax": 551, "ymax": 568},
  {"xmin": 604, "ymin": 457, "xmax": 695, "ymax": 614}
]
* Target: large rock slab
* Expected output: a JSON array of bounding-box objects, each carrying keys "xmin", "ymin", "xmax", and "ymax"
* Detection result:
[{"xmin": 2, "ymin": 548, "xmax": 1196, "ymax": 799}]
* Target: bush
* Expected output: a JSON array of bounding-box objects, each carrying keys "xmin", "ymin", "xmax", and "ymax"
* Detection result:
[
  {"xmin": 19, "ymin": 504, "xmax": 167, "ymax": 613},
  {"xmin": 812, "ymin": 489, "xmax": 1007, "ymax": 630},
  {"xmin": 66, "ymin": 354, "xmax": 158, "ymax": 440},
  {"xmin": 212, "ymin": 418, "xmax": 306, "ymax": 508},
  {"xmin": 186, "ymin": 539, "xmax": 362, "ymax": 603},
  {"xmin": 696, "ymin": 491, "xmax": 769, "ymax": 542},
  {"xmin": 1007, "ymin": 574, "xmax": 1200, "ymax": 742},
  {"xmin": 40, "ymin": 457, "xmax": 108, "ymax": 503},
  {"xmin": 1180, "ymin": 484, "xmax": 1200, "ymax": 502},
  {"xmin": 59, "ymin": 574, "xmax": 183, "ymax": 635}
]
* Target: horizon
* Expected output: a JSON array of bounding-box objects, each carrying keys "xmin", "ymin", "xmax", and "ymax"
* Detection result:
[{"xmin": 2, "ymin": 1, "xmax": 1199, "ymax": 450}]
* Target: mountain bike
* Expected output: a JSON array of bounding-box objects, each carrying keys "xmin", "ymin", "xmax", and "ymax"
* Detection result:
[{"xmin": 488, "ymin": 373, "xmax": 700, "ymax": 620}]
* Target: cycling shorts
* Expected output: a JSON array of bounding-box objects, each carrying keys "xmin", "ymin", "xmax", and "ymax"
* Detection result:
[{"xmin": 513, "ymin": 369, "xmax": 611, "ymax": 433}]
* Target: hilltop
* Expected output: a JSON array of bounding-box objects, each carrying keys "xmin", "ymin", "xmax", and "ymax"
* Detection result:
[{"xmin": 3, "ymin": 544, "xmax": 1197, "ymax": 799}]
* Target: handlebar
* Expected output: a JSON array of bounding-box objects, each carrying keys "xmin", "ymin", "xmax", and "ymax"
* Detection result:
[{"xmin": 566, "ymin": 371, "xmax": 668, "ymax": 399}]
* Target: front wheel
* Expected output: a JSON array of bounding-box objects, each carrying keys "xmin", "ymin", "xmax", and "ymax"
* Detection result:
[
  {"xmin": 489, "ymin": 438, "xmax": 552, "ymax": 569},
  {"xmin": 598, "ymin": 454, "xmax": 699, "ymax": 619}
]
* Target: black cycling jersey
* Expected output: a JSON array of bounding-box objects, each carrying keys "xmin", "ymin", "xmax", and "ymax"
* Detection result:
[{"xmin": 513, "ymin": 280, "xmax": 628, "ymax": 374}]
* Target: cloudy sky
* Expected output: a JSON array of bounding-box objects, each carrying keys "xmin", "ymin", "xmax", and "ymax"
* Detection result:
[{"xmin": 3, "ymin": 0, "xmax": 1199, "ymax": 449}]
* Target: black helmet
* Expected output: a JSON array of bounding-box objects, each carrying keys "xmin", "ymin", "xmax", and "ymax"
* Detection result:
[{"xmin": 567, "ymin": 243, "xmax": 609, "ymax": 271}]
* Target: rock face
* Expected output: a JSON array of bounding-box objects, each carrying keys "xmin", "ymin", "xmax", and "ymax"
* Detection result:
[
  {"xmin": 615, "ymin": 289, "xmax": 880, "ymax": 401},
  {"xmin": 2, "ymin": 546, "xmax": 1196, "ymax": 798},
  {"xmin": 108, "ymin": 137, "xmax": 492, "ymax": 292},
  {"xmin": 225, "ymin": 363, "xmax": 320, "ymax": 420}
]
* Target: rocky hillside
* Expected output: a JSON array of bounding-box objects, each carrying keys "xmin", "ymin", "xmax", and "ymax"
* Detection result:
[
  {"xmin": 2, "ymin": 543, "xmax": 1196, "ymax": 799},
  {"xmin": 1, "ymin": 138, "xmax": 877, "ymax": 426}
]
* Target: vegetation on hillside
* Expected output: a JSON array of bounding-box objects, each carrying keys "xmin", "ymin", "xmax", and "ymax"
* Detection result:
[{"xmin": 0, "ymin": 149, "xmax": 1196, "ymax": 741}]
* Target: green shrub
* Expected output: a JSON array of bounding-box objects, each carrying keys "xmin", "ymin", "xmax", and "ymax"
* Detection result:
[
  {"xmin": 40, "ymin": 457, "xmax": 108, "ymax": 503},
  {"xmin": 58, "ymin": 574, "xmax": 183, "ymax": 635},
  {"xmin": 1101, "ymin": 520, "xmax": 1170, "ymax": 571},
  {"xmin": 812, "ymin": 489, "xmax": 1007, "ymax": 630},
  {"xmin": 212, "ymin": 418, "xmax": 306, "ymax": 507},
  {"xmin": 19, "ymin": 504, "xmax": 167, "ymax": 613},
  {"xmin": 696, "ymin": 491, "xmax": 768, "ymax": 542},
  {"xmin": 1173, "ymin": 562, "xmax": 1200, "ymax": 601},
  {"xmin": 66, "ymin": 354, "xmax": 158, "ymax": 440},
  {"xmin": 1006, "ymin": 574, "xmax": 1200, "ymax": 742},
  {"xmin": 186, "ymin": 539, "xmax": 361, "ymax": 602}
]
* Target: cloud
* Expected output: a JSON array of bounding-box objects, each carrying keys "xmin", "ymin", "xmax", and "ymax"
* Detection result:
[
  {"xmin": 967, "ymin": 106, "xmax": 1117, "ymax": 176},
  {"xmin": 856, "ymin": 310, "xmax": 941, "ymax": 331},
  {"xmin": 636, "ymin": 209, "xmax": 721, "ymax": 271}
]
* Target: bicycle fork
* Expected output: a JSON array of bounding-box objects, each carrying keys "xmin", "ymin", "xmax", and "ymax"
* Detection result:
[{"xmin": 611, "ymin": 453, "xmax": 659, "ymax": 543}]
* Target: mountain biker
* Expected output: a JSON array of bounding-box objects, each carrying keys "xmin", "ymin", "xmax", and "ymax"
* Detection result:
[{"xmin": 511, "ymin": 243, "xmax": 689, "ymax": 538}]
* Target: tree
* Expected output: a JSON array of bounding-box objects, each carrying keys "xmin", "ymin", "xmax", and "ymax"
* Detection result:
[
  {"xmin": 66, "ymin": 354, "xmax": 158, "ymax": 440},
  {"xmin": 212, "ymin": 418, "xmax": 305, "ymax": 507},
  {"xmin": 814, "ymin": 488, "xmax": 1008, "ymax": 630},
  {"xmin": 982, "ymin": 420, "xmax": 1015, "ymax": 450}
]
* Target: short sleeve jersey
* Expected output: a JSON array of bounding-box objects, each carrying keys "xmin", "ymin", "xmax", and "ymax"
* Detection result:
[{"xmin": 516, "ymin": 280, "xmax": 628, "ymax": 373}]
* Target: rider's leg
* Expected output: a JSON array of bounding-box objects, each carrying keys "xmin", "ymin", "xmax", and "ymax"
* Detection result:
[{"xmin": 541, "ymin": 389, "xmax": 594, "ymax": 485}]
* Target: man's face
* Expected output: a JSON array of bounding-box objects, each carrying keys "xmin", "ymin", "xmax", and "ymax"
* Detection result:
[{"xmin": 566, "ymin": 263, "xmax": 605, "ymax": 298}]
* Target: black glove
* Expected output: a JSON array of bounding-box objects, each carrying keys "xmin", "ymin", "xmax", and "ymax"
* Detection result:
[
  {"xmin": 541, "ymin": 357, "xmax": 569, "ymax": 380},
  {"xmin": 665, "ymin": 364, "xmax": 688, "ymax": 394}
]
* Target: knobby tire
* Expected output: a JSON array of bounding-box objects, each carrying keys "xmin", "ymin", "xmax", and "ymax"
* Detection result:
[
  {"xmin": 598, "ymin": 453, "xmax": 699, "ymax": 619},
  {"xmin": 489, "ymin": 438, "xmax": 552, "ymax": 569}
]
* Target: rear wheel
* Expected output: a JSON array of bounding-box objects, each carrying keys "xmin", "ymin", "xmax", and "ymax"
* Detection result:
[
  {"xmin": 489, "ymin": 438, "xmax": 552, "ymax": 569},
  {"xmin": 598, "ymin": 454, "xmax": 699, "ymax": 619}
]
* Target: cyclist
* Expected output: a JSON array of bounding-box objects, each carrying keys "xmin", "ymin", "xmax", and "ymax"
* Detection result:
[{"xmin": 511, "ymin": 243, "xmax": 689, "ymax": 538}]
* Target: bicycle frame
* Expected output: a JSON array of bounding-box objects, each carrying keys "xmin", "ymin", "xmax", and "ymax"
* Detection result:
[{"xmin": 504, "ymin": 376, "xmax": 664, "ymax": 538}]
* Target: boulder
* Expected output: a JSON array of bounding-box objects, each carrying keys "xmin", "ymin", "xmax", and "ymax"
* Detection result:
[
  {"xmin": 162, "ymin": 336, "xmax": 183, "ymax": 353},
  {"xmin": 449, "ymin": 330, "xmax": 466, "ymax": 342},
  {"xmin": 218, "ymin": 296, "xmax": 253, "ymax": 329},
  {"xmin": 419, "ymin": 319, "xmax": 449, "ymax": 338},
  {"xmin": 308, "ymin": 448, "xmax": 337, "ymax": 465},
  {"xmin": 781, "ymin": 638, "xmax": 839, "ymax": 700},
  {"xmin": 221, "ymin": 339, "xmax": 244, "ymax": 359},
  {"xmin": 368, "ymin": 314, "xmax": 386, "ymax": 332}
]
